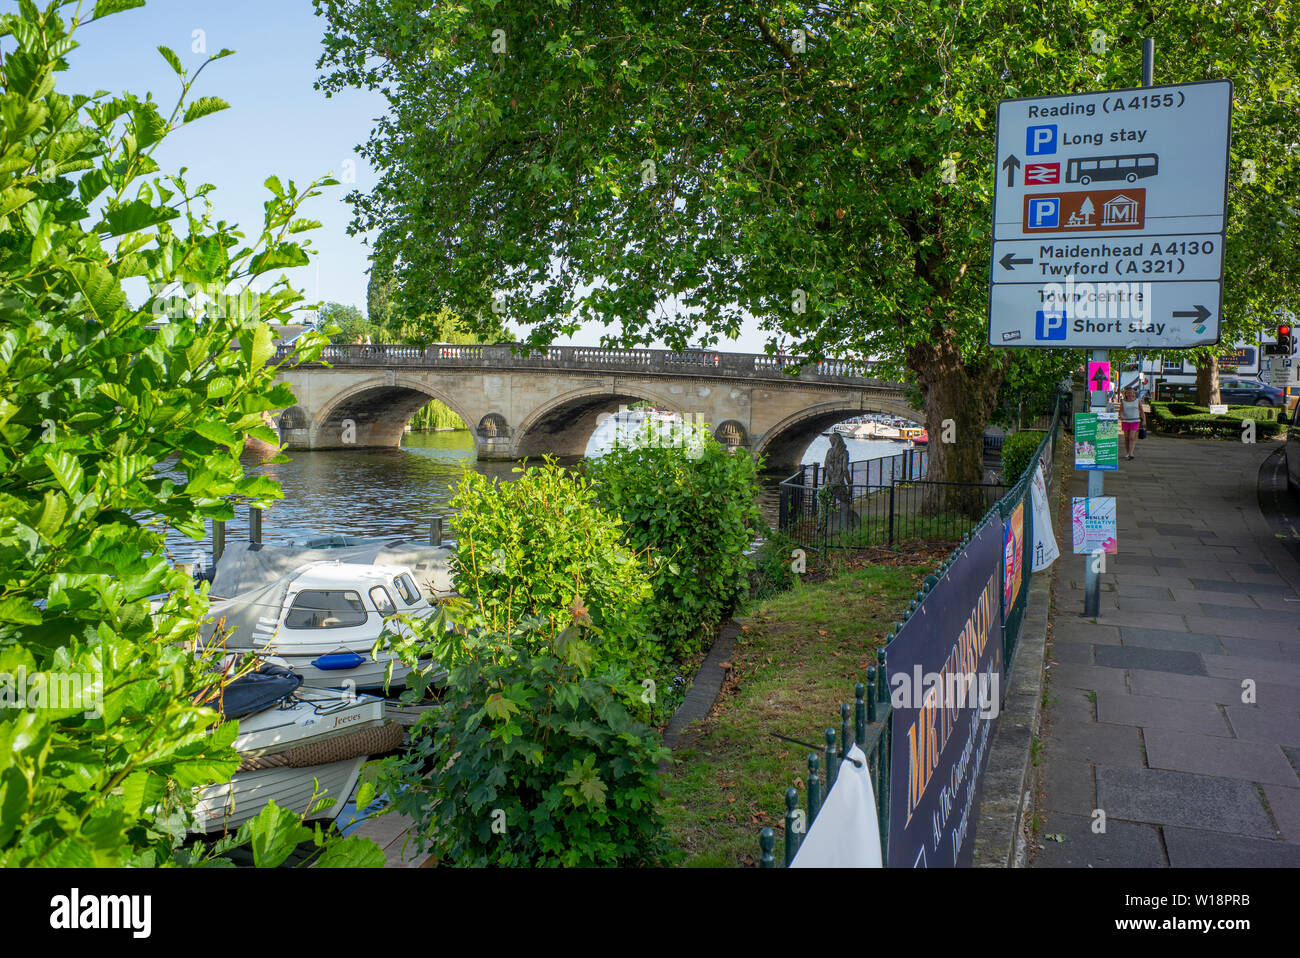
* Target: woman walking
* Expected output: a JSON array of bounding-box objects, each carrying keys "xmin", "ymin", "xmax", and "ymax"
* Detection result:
[{"xmin": 1118, "ymin": 385, "xmax": 1145, "ymax": 460}]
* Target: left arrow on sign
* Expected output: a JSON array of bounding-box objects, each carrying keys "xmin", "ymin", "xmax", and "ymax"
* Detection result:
[
  {"xmin": 998, "ymin": 252, "xmax": 1032, "ymax": 271},
  {"xmin": 1001, "ymin": 154, "xmax": 1021, "ymax": 187}
]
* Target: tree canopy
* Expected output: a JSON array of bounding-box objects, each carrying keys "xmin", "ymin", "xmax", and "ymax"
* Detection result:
[{"xmin": 316, "ymin": 0, "xmax": 1300, "ymax": 480}]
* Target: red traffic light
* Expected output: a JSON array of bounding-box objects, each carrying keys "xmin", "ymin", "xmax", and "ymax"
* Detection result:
[{"xmin": 1281, "ymin": 325, "xmax": 1293, "ymax": 338}]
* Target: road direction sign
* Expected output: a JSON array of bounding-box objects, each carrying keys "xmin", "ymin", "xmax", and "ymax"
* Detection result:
[
  {"xmin": 1264, "ymin": 358, "xmax": 1298, "ymax": 388},
  {"xmin": 989, "ymin": 80, "xmax": 1232, "ymax": 349}
]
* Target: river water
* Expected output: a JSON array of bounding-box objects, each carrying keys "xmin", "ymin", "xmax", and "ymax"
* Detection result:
[{"xmin": 163, "ymin": 429, "xmax": 911, "ymax": 569}]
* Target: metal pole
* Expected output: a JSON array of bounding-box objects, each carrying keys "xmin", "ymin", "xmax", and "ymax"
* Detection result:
[
  {"xmin": 213, "ymin": 519, "xmax": 225, "ymax": 566},
  {"xmin": 249, "ymin": 506, "xmax": 262, "ymax": 546},
  {"xmin": 1087, "ymin": 40, "xmax": 1153, "ymax": 617}
]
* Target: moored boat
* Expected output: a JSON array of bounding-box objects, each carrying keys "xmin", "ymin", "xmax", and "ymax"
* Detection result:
[
  {"xmin": 191, "ymin": 663, "xmax": 403, "ymax": 835},
  {"xmin": 202, "ymin": 560, "xmax": 438, "ymax": 691}
]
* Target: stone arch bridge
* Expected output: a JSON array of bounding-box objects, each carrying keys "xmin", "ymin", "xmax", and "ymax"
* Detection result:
[{"xmin": 273, "ymin": 344, "xmax": 920, "ymax": 475}]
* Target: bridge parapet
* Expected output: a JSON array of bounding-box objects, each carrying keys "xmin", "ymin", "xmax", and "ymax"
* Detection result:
[{"xmin": 274, "ymin": 342, "xmax": 891, "ymax": 388}]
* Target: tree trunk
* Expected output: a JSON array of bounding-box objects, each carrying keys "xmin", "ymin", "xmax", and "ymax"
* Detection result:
[
  {"xmin": 1195, "ymin": 355, "xmax": 1219, "ymax": 406},
  {"xmin": 907, "ymin": 333, "xmax": 1006, "ymax": 518}
]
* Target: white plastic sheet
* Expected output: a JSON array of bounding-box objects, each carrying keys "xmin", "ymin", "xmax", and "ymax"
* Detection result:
[
  {"xmin": 1030, "ymin": 462, "xmax": 1060, "ymax": 571},
  {"xmin": 790, "ymin": 745, "xmax": 883, "ymax": 868}
]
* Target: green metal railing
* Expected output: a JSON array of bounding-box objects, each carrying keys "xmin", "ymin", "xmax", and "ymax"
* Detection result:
[{"xmin": 758, "ymin": 394, "xmax": 1064, "ymax": 867}]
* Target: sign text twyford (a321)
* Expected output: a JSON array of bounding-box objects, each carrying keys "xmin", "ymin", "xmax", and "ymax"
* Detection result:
[{"xmin": 989, "ymin": 80, "xmax": 1232, "ymax": 350}]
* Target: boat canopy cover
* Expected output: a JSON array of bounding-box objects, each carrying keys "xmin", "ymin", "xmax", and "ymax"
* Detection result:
[
  {"xmin": 219, "ymin": 663, "xmax": 303, "ymax": 719},
  {"xmin": 211, "ymin": 540, "xmax": 455, "ymax": 600},
  {"xmin": 201, "ymin": 570, "xmax": 297, "ymax": 648}
]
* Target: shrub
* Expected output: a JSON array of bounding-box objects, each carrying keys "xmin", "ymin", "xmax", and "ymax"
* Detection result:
[
  {"xmin": 379, "ymin": 613, "xmax": 671, "ymax": 867},
  {"xmin": 0, "ymin": 5, "xmax": 375, "ymax": 866},
  {"xmin": 586, "ymin": 418, "xmax": 762, "ymax": 661},
  {"xmin": 750, "ymin": 526, "xmax": 800, "ymax": 599},
  {"xmin": 447, "ymin": 461, "xmax": 657, "ymax": 681},
  {"xmin": 1148, "ymin": 403, "xmax": 1284, "ymax": 440},
  {"xmin": 1001, "ymin": 430, "xmax": 1046, "ymax": 484}
]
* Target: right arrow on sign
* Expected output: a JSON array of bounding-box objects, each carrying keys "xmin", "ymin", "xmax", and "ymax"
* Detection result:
[
  {"xmin": 1172, "ymin": 305, "xmax": 1212, "ymax": 322},
  {"xmin": 999, "ymin": 252, "xmax": 1033, "ymax": 270}
]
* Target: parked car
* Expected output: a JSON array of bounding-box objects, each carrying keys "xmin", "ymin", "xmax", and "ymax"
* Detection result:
[{"xmin": 1219, "ymin": 377, "xmax": 1285, "ymax": 407}]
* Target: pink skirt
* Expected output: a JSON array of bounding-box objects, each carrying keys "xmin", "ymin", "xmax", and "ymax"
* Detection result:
[{"xmin": 1121, "ymin": 421, "xmax": 1140, "ymax": 432}]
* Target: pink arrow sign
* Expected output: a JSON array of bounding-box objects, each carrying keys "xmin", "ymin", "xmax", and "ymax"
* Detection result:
[{"xmin": 1087, "ymin": 361, "xmax": 1111, "ymax": 393}]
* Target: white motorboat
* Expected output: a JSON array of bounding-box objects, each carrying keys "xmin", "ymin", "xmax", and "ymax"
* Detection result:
[
  {"xmin": 191, "ymin": 665, "xmax": 402, "ymax": 835},
  {"xmin": 202, "ymin": 560, "xmax": 439, "ymax": 692}
]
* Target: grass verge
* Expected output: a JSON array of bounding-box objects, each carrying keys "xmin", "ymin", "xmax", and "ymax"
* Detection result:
[{"xmin": 660, "ymin": 544, "xmax": 948, "ymax": 867}]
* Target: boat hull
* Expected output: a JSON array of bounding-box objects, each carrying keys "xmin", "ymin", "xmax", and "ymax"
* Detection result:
[{"xmin": 192, "ymin": 755, "xmax": 366, "ymax": 835}]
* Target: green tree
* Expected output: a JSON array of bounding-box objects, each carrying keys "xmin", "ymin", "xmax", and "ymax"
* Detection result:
[
  {"xmin": 0, "ymin": 1, "xmax": 378, "ymax": 866},
  {"xmin": 319, "ymin": 300, "xmax": 373, "ymax": 344},
  {"xmin": 316, "ymin": 0, "xmax": 1300, "ymax": 487}
]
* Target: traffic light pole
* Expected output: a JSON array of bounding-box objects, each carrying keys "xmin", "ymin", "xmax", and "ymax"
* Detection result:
[{"xmin": 1084, "ymin": 39, "xmax": 1154, "ymax": 619}]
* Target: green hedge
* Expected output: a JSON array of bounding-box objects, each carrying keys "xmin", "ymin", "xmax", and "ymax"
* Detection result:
[
  {"xmin": 1148, "ymin": 402, "xmax": 1285, "ymax": 440},
  {"xmin": 1001, "ymin": 430, "xmax": 1046, "ymax": 483}
]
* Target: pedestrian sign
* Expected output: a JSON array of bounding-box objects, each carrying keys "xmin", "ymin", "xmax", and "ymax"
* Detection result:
[{"xmin": 989, "ymin": 80, "xmax": 1232, "ymax": 350}]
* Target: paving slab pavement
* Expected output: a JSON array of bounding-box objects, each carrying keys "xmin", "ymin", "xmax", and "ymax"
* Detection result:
[{"xmin": 1031, "ymin": 435, "xmax": 1300, "ymax": 868}]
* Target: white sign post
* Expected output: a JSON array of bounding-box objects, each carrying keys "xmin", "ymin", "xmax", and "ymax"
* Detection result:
[{"xmin": 989, "ymin": 80, "xmax": 1232, "ymax": 350}]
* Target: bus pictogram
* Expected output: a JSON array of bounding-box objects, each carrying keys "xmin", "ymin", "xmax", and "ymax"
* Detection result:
[{"xmin": 1066, "ymin": 153, "xmax": 1159, "ymax": 185}]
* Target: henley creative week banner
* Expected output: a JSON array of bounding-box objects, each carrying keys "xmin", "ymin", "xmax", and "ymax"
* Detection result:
[{"xmin": 887, "ymin": 521, "xmax": 1004, "ymax": 868}]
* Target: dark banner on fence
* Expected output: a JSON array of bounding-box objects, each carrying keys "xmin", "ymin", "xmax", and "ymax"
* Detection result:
[{"xmin": 886, "ymin": 519, "xmax": 1004, "ymax": 868}]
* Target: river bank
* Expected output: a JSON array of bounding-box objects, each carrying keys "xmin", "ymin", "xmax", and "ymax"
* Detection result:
[{"xmin": 660, "ymin": 542, "xmax": 955, "ymax": 866}]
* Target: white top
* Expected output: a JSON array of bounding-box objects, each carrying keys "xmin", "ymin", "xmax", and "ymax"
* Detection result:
[{"xmin": 1120, "ymin": 397, "xmax": 1141, "ymax": 421}]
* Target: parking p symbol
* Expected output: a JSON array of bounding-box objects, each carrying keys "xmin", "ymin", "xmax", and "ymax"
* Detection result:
[
  {"xmin": 1026, "ymin": 124, "xmax": 1057, "ymax": 156},
  {"xmin": 1036, "ymin": 309, "xmax": 1068, "ymax": 341},
  {"xmin": 1028, "ymin": 197, "xmax": 1060, "ymax": 229}
]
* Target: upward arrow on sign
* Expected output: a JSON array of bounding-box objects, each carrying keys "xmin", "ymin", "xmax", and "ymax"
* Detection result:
[
  {"xmin": 1091, "ymin": 370, "xmax": 1108, "ymax": 391},
  {"xmin": 1002, "ymin": 154, "xmax": 1021, "ymax": 187}
]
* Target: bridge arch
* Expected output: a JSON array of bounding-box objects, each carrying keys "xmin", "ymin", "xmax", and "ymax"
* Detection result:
[
  {"xmin": 512, "ymin": 384, "xmax": 681, "ymax": 460},
  {"xmin": 308, "ymin": 376, "xmax": 477, "ymax": 450},
  {"xmin": 754, "ymin": 397, "xmax": 924, "ymax": 475},
  {"xmin": 714, "ymin": 419, "xmax": 748, "ymax": 450}
]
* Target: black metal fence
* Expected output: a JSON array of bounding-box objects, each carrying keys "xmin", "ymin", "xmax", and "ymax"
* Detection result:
[{"xmin": 777, "ymin": 448, "xmax": 1006, "ymax": 550}]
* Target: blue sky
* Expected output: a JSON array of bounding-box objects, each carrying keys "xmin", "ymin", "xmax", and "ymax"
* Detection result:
[
  {"xmin": 53, "ymin": 0, "xmax": 768, "ymax": 350},
  {"xmin": 58, "ymin": 0, "xmax": 388, "ymax": 317}
]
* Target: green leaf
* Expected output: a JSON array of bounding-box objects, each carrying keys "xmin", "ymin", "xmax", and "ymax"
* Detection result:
[
  {"xmin": 183, "ymin": 96, "xmax": 230, "ymax": 124},
  {"xmin": 0, "ymin": 596, "xmax": 41, "ymax": 625},
  {"xmin": 484, "ymin": 693, "xmax": 519, "ymax": 722},
  {"xmin": 99, "ymin": 199, "xmax": 178, "ymax": 237},
  {"xmin": 242, "ymin": 324, "xmax": 275, "ymax": 370},
  {"xmin": 312, "ymin": 834, "xmax": 386, "ymax": 868},
  {"xmin": 42, "ymin": 450, "xmax": 85, "ymax": 498},
  {"xmin": 157, "ymin": 45, "xmax": 184, "ymax": 77},
  {"xmin": 247, "ymin": 801, "xmax": 313, "ymax": 868},
  {"xmin": 64, "ymin": 262, "xmax": 127, "ymax": 319},
  {"xmin": 92, "ymin": 0, "xmax": 147, "ymax": 17},
  {"xmin": 0, "ymin": 188, "xmax": 36, "ymax": 220},
  {"xmin": 193, "ymin": 420, "xmax": 238, "ymax": 446}
]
